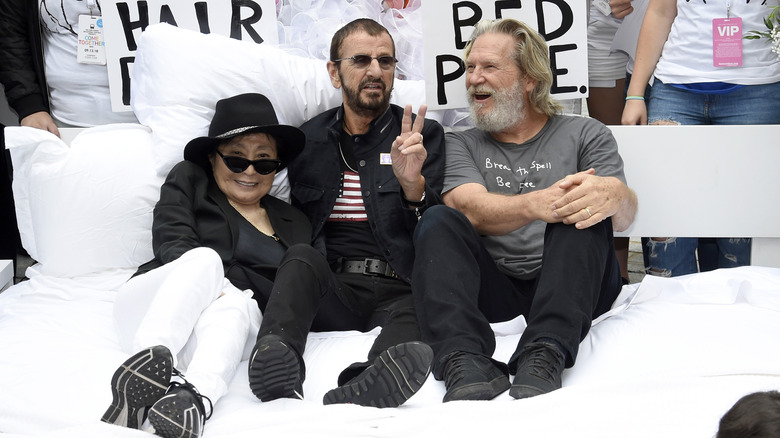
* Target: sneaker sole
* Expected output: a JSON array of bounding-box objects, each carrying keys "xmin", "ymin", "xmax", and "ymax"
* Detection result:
[
  {"xmin": 248, "ymin": 335, "xmax": 303, "ymax": 402},
  {"xmin": 443, "ymin": 375, "xmax": 510, "ymax": 402},
  {"xmin": 509, "ymin": 383, "xmax": 551, "ymax": 399},
  {"xmin": 100, "ymin": 345, "xmax": 173, "ymax": 428},
  {"xmin": 322, "ymin": 341, "xmax": 433, "ymax": 408},
  {"xmin": 148, "ymin": 393, "xmax": 203, "ymax": 438}
]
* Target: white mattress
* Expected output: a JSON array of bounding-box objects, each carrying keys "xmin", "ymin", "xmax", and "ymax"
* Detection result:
[
  {"xmin": 4, "ymin": 5, "xmax": 780, "ymax": 436},
  {"xmin": 2, "ymin": 266, "xmax": 780, "ymax": 438}
]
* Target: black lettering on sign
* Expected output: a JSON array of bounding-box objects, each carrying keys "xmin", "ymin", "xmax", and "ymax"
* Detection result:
[
  {"xmin": 494, "ymin": 0, "xmax": 521, "ymax": 19},
  {"xmin": 115, "ymin": 2, "xmax": 149, "ymax": 51},
  {"xmin": 195, "ymin": 2, "xmax": 211, "ymax": 34},
  {"xmin": 537, "ymin": 1, "xmax": 581, "ymax": 94},
  {"xmin": 120, "ymin": 56, "xmax": 134, "ymax": 105},
  {"xmin": 438, "ymin": 0, "xmax": 583, "ymax": 105},
  {"xmin": 159, "ymin": 4, "xmax": 178, "ymax": 26},
  {"xmin": 452, "ymin": 1, "xmax": 481, "ymax": 50},
  {"xmin": 535, "ymin": 0, "xmax": 572, "ymax": 40},
  {"xmin": 231, "ymin": 0, "xmax": 263, "ymax": 43},
  {"xmin": 436, "ymin": 54, "xmax": 466, "ymax": 105},
  {"xmin": 549, "ymin": 43, "xmax": 578, "ymax": 94}
]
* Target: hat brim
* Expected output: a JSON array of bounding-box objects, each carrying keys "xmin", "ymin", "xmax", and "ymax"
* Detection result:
[{"xmin": 183, "ymin": 125, "xmax": 305, "ymax": 172}]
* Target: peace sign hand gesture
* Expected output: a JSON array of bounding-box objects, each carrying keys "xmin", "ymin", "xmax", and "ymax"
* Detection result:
[{"xmin": 391, "ymin": 104, "xmax": 428, "ymax": 202}]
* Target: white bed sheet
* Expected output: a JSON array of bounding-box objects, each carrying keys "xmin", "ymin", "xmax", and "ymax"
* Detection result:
[{"xmin": 2, "ymin": 266, "xmax": 780, "ymax": 438}]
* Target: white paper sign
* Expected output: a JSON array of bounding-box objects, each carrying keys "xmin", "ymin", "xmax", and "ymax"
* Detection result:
[
  {"xmin": 102, "ymin": 0, "xmax": 277, "ymax": 112},
  {"xmin": 421, "ymin": 0, "xmax": 588, "ymax": 110}
]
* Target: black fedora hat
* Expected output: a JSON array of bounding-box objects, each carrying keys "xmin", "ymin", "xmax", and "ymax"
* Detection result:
[{"xmin": 184, "ymin": 93, "xmax": 305, "ymax": 171}]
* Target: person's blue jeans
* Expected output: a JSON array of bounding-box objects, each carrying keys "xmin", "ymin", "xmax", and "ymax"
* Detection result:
[
  {"xmin": 648, "ymin": 79, "xmax": 780, "ymax": 125},
  {"xmin": 641, "ymin": 79, "xmax": 780, "ymax": 277},
  {"xmin": 643, "ymin": 237, "xmax": 752, "ymax": 278}
]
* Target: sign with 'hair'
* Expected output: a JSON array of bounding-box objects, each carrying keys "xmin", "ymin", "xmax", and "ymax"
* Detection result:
[{"xmin": 102, "ymin": 0, "xmax": 277, "ymax": 112}]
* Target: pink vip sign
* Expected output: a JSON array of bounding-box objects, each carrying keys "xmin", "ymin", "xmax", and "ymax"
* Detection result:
[{"xmin": 712, "ymin": 17, "xmax": 743, "ymax": 67}]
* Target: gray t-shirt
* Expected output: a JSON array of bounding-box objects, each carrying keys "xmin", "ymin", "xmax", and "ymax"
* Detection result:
[{"xmin": 444, "ymin": 114, "xmax": 626, "ymax": 279}]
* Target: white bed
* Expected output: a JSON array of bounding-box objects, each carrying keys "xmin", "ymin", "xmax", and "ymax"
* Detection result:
[
  {"xmin": 3, "ymin": 256, "xmax": 780, "ymax": 437},
  {"xmin": 3, "ymin": 17, "xmax": 780, "ymax": 438}
]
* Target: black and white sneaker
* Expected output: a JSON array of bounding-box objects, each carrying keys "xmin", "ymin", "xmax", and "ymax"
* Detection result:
[
  {"xmin": 148, "ymin": 380, "xmax": 213, "ymax": 438},
  {"xmin": 248, "ymin": 334, "xmax": 304, "ymax": 402},
  {"xmin": 323, "ymin": 341, "xmax": 433, "ymax": 408},
  {"xmin": 100, "ymin": 345, "xmax": 174, "ymax": 429}
]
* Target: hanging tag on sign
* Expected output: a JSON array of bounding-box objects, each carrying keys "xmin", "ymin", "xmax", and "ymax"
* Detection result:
[
  {"xmin": 712, "ymin": 17, "xmax": 743, "ymax": 67},
  {"xmin": 77, "ymin": 15, "xmax": 107, "ymax": 65}
]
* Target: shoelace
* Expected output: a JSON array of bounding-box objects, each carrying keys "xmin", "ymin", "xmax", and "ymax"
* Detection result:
[
  {"xmin": 443, "ymin": 353, "xmax": 479, "ymax": 387},
  {"xmin": 523, "ymin": 345, "xmax": 562, "ymax": 383},
  {"xmin": 170, "ymin": 371, "xmax": 214, "ymax": 421}
]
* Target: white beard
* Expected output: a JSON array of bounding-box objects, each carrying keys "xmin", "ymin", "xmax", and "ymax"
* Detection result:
[{"xmin": 468, "ymin": 81, "xmax": 527, "ymax": 133}]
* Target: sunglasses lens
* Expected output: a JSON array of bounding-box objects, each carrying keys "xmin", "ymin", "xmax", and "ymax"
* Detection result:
[
  {"xmin": 252, "ymin": 159, "xmax": 281, "ymax": 175},
  {"xmin": 351, "ymin": 55, "xmax": 372, "ymax": 68},
  {"xmin": 222, "ymin": 156, "xmax": 250, "ymax": 173},
  {"xmin": 378, "ymin": 56, "xmax": 397, "ymax": 69}
]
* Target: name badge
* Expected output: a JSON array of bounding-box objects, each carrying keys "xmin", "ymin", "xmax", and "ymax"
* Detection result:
[
  {"xmin": 77, "ymin": 15, "xmax": 107, "ymax": 65},
  {"xmin": 379, "ymin": 153, "xmax": 392, "ymax": 165},
  {"xmin": 712, "ymin": 17, "xmax": 743, "ymax": 67}
]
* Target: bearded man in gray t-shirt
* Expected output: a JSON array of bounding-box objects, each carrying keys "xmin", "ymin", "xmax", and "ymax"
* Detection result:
[{"xmin": 411, "ymin": 18, "xmax": 637, "ymax": 403}]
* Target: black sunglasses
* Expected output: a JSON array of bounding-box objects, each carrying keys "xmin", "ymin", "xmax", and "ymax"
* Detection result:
[
  {"xmin": 216, "ymin": 150, "xmax": 282, "ymax": 174},
  {"xmin": 333, "ymin": 54, "xmax": 398, "ymax": 70}
]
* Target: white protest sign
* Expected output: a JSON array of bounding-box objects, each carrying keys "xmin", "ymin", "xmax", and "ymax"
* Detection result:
[
  {"xmin": 421, "ymin": 0, "xmax": 588, "ymax": 110},
  {"xmin": 102, "ymin": 0, "xmax": 277, "ymax": 112}
]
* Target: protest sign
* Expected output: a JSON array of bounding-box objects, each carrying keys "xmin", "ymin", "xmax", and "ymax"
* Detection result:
[
  {"xmin": 102, "ymin": 0, "xmax": 277, "ymax": 112},
  {"xmin": 421, "ymin": 0, "xmax": 588, "ymax": 110}
]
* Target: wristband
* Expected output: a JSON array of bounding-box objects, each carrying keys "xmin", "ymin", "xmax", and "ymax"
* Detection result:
[
  {"xmin": 403, "ymin": 191, "xmax": 426, "ymax": 208},
  {"xmin": 625, "ymin": 95, "xmax": 645, "ymax": 101}
]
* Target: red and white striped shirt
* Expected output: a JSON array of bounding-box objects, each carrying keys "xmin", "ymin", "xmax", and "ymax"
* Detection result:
[{"xmin": 328, "ymin": 171, "xmax": 367, "ymax": 222}]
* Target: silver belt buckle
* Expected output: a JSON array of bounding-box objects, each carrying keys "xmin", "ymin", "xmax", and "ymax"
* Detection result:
[{"xmin": 362, "ymin": 257, "xmax": 379, "ymax": 275}]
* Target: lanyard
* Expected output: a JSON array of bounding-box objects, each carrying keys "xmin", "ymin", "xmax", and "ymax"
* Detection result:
[{"xmin": 87, "ymin": 0, "xmax": 97, "ymax": 16}]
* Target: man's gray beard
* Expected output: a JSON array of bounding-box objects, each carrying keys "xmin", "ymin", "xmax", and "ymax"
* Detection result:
[{"xmin": 469, "ymin": 82, "xmax": 526, "ymax": 133}]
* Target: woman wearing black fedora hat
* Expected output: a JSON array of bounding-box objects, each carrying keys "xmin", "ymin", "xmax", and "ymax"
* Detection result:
[{"xmin": 100, "ymin": 93, "xmax": 313, "ymax": 438}]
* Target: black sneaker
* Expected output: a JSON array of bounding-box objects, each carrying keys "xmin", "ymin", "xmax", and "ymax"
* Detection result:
[
  {"xmin": 148, "ymin": 380, "xmax": 213, "ymax": 438},
  {"xmin": 248, "ymin": 334, "xmax": 304, "ymax": 401},
  {"xmin": 322, "ymin": 341, "xmax": 433, "ymax": 408},
  {"xmin": 442, "ymin": 352, "xmax": 510, "ymax": 402},
  {"xmin": 101, "ymin": 345, "xmax": 174, "ymax": 429},
  {"xmin": 509, "ymin": 341, "xmax": 565, "ymax": 399}
]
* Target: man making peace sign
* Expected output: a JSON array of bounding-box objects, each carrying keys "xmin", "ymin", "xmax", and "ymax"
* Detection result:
[{"xmin": 247, "ymin": 18, "xmax": 446, "ymax": 409}]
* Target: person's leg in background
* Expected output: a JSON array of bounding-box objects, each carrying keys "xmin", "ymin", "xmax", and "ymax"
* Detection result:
[
  {"xmin": 702, "ymin": 81, "xmax": 780, "ymax": 271},
  {"xmin": 625, "ymin": 77, "xmax": 653, "ymax": 277},
  {"xmin": 643, "ymin": 80, "xmax": 780, "ymax": 276},
  {"xmin": 696, "ymin": 238, "xmax": 719, "ymax": 272},
  {"xmin": 0, "ymin": 126, "xmax": 22, "ymax": 276},
  {"xmin": 586, "ymin": 8, "xmax": 631, "ymax": 283}
]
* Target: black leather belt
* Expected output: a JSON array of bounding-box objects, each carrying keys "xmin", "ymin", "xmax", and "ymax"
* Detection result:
[{"xmin": 339, "ymin": 258, "xmax": 400, "ymax": 279}]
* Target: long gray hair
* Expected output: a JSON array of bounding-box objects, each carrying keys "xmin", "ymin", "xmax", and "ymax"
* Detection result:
[{"xmin": 464, "ymin": 19, "xmax": 562, "ymax": 117}]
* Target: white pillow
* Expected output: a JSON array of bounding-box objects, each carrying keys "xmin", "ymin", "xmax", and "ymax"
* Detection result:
[
  {"xmin": 6, "ymin": 124, "xmax": 163, "ymax": 278},
  {"xmin": 130, "ymin": 23, "xmax": 430, "ymax": 179}
]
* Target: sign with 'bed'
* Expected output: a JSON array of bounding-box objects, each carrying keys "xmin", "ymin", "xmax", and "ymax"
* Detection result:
[{"xmin": 421, "ymin": 0, "xmax": 588, "ymax": 110}]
